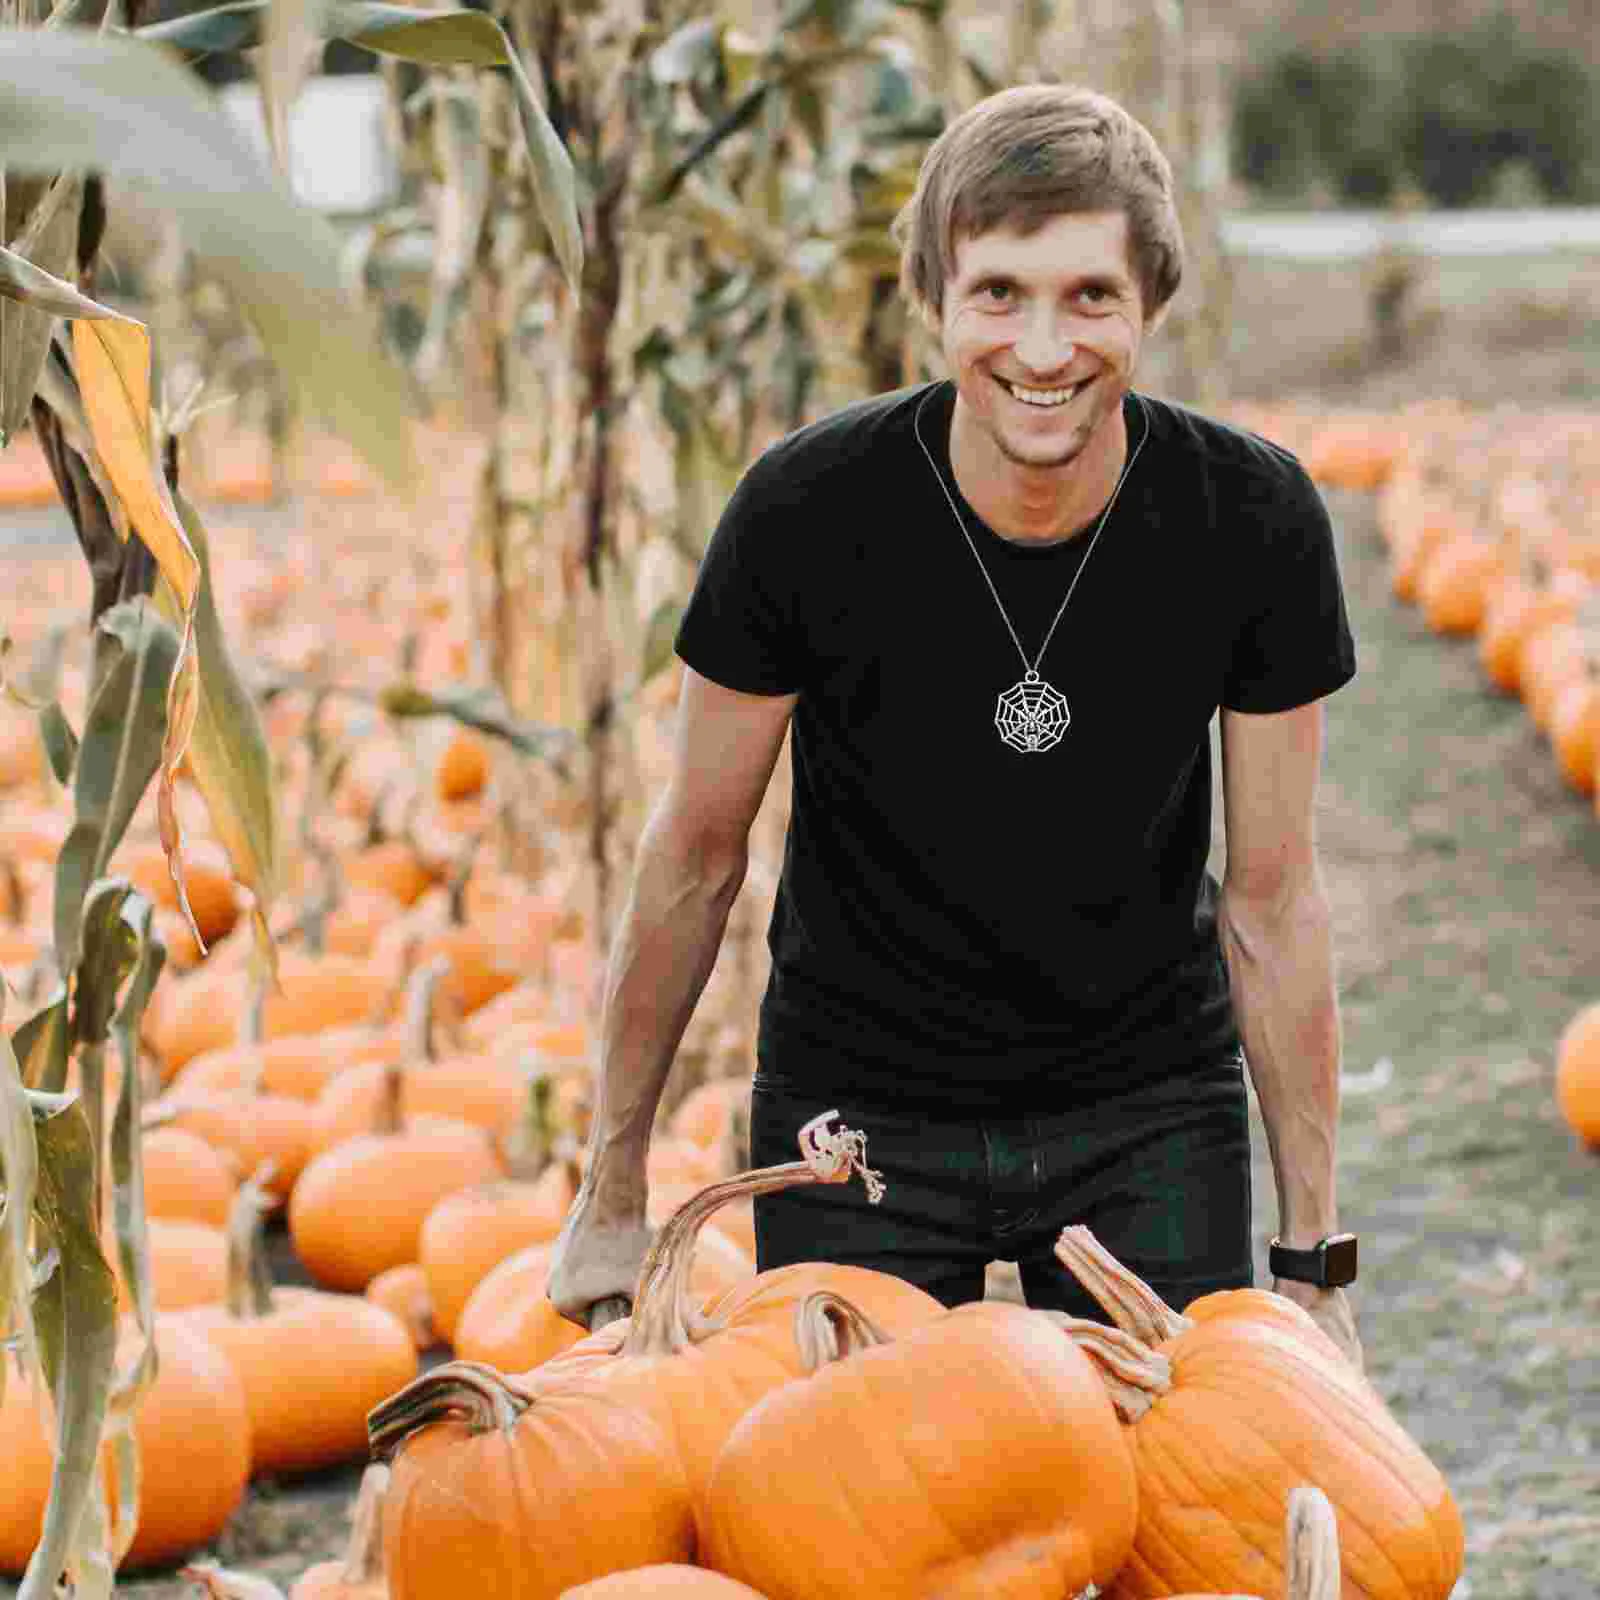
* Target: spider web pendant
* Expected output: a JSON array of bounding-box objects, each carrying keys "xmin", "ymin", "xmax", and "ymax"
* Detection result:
[{"xmin": 995, "ymin": 672, "xmax": 1070, "ymax": 753}]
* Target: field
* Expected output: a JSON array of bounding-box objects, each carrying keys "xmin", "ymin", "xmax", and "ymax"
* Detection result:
[{"xmin": 5, "ymin": 244, "xmax": 1600, "ymax": 1598}]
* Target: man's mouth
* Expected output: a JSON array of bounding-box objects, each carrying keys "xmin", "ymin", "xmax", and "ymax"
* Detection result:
[{"xmin": 997, "ymin": 375, "xmax": 1089, "ymax": 409}]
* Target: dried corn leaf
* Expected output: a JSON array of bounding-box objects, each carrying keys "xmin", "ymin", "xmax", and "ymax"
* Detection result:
[
  {"xmin": 154, "ymin": 490, "xmax": 280, "ymax": 980},
  {"xmin": 13, "ymin": 990, "xmax": 69, "ymax": 1094}
]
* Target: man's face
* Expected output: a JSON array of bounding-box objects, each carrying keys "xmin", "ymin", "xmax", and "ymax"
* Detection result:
[{"xmin": 939, "ymin": 210, "xmax": 1158, "ymax": 472}]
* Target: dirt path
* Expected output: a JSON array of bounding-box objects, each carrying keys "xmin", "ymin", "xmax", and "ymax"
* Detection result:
[{"xmin": 7, "ymin": 477, "xmax": 1600, "ymax": 1599}]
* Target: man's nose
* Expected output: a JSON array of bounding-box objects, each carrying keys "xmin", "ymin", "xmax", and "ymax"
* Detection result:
[{"xmin": 1012, "ymin": 309, "xmax": 1076, "ymax": 375}]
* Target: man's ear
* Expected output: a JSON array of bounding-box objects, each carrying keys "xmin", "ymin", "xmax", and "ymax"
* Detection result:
[{"xmin": 1144, "ymin": 298, "xmax": 1173, "ymax": 338}]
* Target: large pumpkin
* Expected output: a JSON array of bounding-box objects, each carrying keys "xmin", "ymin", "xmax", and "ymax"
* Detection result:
[
  {"xmin": 0, "ymin": 1315, "xmax": 252, "ymax": 1575},
  {"xmin": 182, "ymin": 1171, "xmax": 419, "ymax": 1477},
  {"xmin": 699, "ymin": 1294, "xmax": 1138, "ymax": 1600},
  {"xmin": 1051, "ymin": 1227, "xmax": 1464, "ymax": 1600}
]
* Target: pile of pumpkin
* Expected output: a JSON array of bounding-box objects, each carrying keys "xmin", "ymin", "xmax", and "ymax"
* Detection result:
[{"xmin": 153, "ymin": 1113, "xmax": 1462, "ymax": 1600}]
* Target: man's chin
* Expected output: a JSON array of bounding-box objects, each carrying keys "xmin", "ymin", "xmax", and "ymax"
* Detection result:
[{"xmin": 995, "ymin": 430, "xmax": 1088, "ymax": 471}]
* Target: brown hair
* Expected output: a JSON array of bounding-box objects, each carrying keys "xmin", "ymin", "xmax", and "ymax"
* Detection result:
[{"xmin": 893, "ymin": 84, "xmax": 1184, "ymax": 326}]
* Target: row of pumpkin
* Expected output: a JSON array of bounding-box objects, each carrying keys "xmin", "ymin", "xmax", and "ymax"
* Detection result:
[{"xmin": 1239, "ymin": 404, "xmax": 1600, "ymax": 1158}]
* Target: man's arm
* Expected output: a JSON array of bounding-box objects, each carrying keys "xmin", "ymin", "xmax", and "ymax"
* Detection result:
[
  {"xmin": 545, "ymin": 665, "xmax": 797, "ymax": 1323},
  {"xmin": 1218, "ymin": 699, "xmax": 1362, "ymax": 1367}
]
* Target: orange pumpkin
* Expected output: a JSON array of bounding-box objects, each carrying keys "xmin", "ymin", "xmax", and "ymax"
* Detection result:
[
  {"xmin": 419, "ymin": 1144, "xmax": 579, "ymax": 1343},
  {"xmin": 1050, "ymin": 1227, "xmax": 1463, "ymax": 1600},
  {"xmin": 1556, "ymin": 1001, "xmax": 1600, "ymax": 1148},
  {"xmin": 142, "ymin": 1125, "xmax": 240, "ymax": 1228},
  {"xmin": 1551, "ymin": 675, "xmax": 1600, "ymax": 795},
  {"xmin": 307, "ymin": 1051, "xmax": 529, "ymax": 1159},
  {"xmin": 1519, "ymin": 620, "xmax": 1589, "ymax": 732},
  {"xmin": 699, "ymin": 1295, "xmax": 1137, "ymax": 1600},
  {"xmin": 118, "ymin": 837, "xmax": 241, "ymax": 951},
  {"xmin": 289, "ymin": 1110, "xmax": 503, "ymax": 1293},
  {"xmin": 154, "ymin": 1088, "xmax": 318, "ymax": 1202},
  {"xmin": 117, "ymin": 1216, "xmax": 229, "ymax": 1313},
  {"xmin": 1477, "ymin": 571, "xmax": 1587, "ymax": 694},
  {"xmin": 0, "ymin": 1315, "xmax": 252, "ymax": 1575},
  {"xmin": 144, "ymin": 951, "xmax": 394, "ymax": 1076},
  {"xmin": 176, "ymin": 1022, "xmax": 405, "ymax": 1101},
  {"xmin": 1416, "ymin": 535, "xmax": 1508, "ymax": 636},
  {"xmin": 366, "ymin": 1262, "xmax": 442, "ymax": 1351},
  {"xmin": 182, "ymin": 1174, "xmax": 419, "ymax": 1477}
]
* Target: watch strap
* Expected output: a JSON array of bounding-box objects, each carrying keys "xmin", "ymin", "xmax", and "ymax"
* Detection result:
[{"xmin": 1269, "ymin": 1233, "xmax": 1358, "ymax": 1288}]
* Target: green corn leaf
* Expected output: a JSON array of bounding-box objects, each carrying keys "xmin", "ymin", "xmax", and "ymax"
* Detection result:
[
  {"xmin": 134, "ymin": 0, "xmax": 583, "ymax": 295},
  {"xmin": 0, "ymin": 988, "xmax": 42, "ymax": 1412},
  {"xmin": 72, "ymin": 879, "xmax": 139, "ymax": 1048},
  {"xmin": 53, "ymin": 601, "xmax": 179, "ymax": 978},
  {"xmin": 21, "ymin": 1091, "xmax": 118, "ymax": 1600},
  {"xmin": 104, "ymin": 894, "xmax": 163, "ymax": 1568},
  {"xmin": 0, "ymin": 174, "xmax": 84, "ymax": 445}
]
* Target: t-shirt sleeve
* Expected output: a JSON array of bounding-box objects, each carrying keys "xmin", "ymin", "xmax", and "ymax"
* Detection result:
[
  {"xmin": 1221, "ymin": 456, "xmax": 1357, "ymax": 714},
  {"xmin": 673, "ymin": 447, "xmax": 810, "ymax": 696}
]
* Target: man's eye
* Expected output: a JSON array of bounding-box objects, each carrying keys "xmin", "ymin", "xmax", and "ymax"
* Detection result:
[{"xmin": 981, "ymin": 283, "xmax": 1013, "ymax": 304}]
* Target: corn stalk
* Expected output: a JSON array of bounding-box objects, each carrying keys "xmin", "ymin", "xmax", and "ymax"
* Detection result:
[{"xmin": 0, "ymin": 0, "xmax": 579, "ymax": 1589}]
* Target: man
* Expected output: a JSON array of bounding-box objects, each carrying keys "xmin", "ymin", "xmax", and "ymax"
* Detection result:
[{"xmin": 548, "ymin": 83, "xmax": 1363, "ymax": 1364}]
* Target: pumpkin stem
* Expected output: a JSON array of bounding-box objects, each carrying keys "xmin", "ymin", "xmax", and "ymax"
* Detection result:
[
  {"xmin": 1037, "ymin": 1312, "xmax": 1172, "ymax": 1422},
  {"xmin": 178, "ymin": 1559, "xmax": 288, "ymax": 1600},
  {"xmin": 1052, "ymin": 1226, "xmax": 1193, "ymax": 1346},
  {"xmin": 795, "ymin": 1290, "xmax": 893, "ymax": 1372},
  {"xmin": 1286, "ymin": 1486, "xmax": 1341, "ymax": 1600},
  {"xmin": 238, "ymin": 966, "xmax": 269, "ymax": 1097},
  {"xmin": 623, "ymin": 1111, "xmax": 884, "ymax": 1358},
  {"xmin": 501, "ymin": 1068, "xmax": 557, "ymax": 1183},
  {"xmin": 339, "ymin": 1462, "xmax": 390, "ymax": 1586},
  {"xmin": 368, "ymin": 1359, "xmax": 529, "ymax": 1461},
  {"xmin": 224, "ymin": 1164, "xmax": 278, "ymax": 1320}
]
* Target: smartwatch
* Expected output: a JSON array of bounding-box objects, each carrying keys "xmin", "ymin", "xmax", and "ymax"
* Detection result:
[{"xmin": 1268, "ymin": 1232, "xmax": 1358, "ymax": 1289}]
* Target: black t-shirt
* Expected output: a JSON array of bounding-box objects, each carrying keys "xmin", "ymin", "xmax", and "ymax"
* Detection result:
[{"xmin": 674, "ymin": 380, "xmax": 1356, "ymax": 1114}]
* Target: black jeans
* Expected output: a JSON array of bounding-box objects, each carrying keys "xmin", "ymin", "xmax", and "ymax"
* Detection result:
[{"xmin": 749, "ymin": 1054, "xmax": 1253, "ymax": 1319}]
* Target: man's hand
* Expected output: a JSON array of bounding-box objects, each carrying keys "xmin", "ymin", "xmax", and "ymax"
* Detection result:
[
  {"xmin": 1271, "ymin": 1277, "xmax": 1364, "ymax": 1371},
  {"xmin": 545, "ymin": 1178, "xmax": 655, "ymax": 1328}
]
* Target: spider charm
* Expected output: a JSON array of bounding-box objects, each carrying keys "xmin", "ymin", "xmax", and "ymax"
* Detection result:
[{"xmin": 995, "ymin": 673, "xmax": 1071, "ymax": 753}]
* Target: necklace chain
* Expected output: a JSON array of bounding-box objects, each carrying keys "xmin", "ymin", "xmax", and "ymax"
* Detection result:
[{"xmin": 912, "ymin": 386, "xmax": 1150, "ymax": 679}]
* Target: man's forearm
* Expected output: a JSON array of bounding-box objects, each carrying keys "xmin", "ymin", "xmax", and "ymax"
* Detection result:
[
  {"xmin": 584, "ymin": 807, "xmax": 747, "ymax": 1204},
  {"xmin": 1219, "ymin": 868, "xmax": 1342, "ymax": 1246}
]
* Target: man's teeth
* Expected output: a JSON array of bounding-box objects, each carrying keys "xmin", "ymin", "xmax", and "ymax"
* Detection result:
[{"xmin": 1003, "ymin": 378, "xmax": 1084, "ymax": 407}]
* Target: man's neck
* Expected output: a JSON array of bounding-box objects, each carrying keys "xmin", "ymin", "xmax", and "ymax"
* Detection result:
[{"xmin": 947, "ymin": 393, "xmax": 1129, "ymax": 546}]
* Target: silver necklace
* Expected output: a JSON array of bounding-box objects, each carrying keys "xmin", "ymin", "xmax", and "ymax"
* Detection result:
[{"xmin": 913, "ymin": 386, "xmax": 1150, "ymax": 753}]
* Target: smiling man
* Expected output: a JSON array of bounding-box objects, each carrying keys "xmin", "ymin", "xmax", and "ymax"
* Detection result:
[{"xmin": 548, "ymin": 85, "xmax": 1363, "ymax": 1363}]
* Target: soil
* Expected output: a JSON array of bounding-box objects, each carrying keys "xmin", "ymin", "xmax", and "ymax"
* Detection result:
[{"xmin": 7, "ymin": 248, "xmax": 1600, "ymax": 1599}]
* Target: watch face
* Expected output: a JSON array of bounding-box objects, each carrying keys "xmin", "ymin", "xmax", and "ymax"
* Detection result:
[{"xmin": 1321, "ymin": 1233, "xmax": 1358, "ymax": 1286}]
